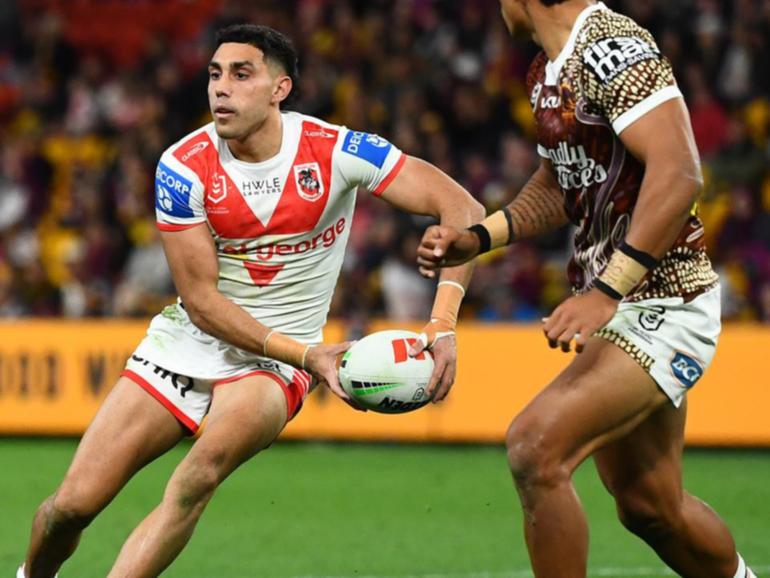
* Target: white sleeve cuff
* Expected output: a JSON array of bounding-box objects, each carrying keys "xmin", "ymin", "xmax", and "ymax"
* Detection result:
[{"xmin": 612, "ymin": 85, "xmax": 683, "ymax": 135}]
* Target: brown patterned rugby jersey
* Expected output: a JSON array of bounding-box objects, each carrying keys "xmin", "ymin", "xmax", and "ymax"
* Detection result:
[{"xmin": 527, "ymin": 2, "xmax": 718, "ymax": 302}]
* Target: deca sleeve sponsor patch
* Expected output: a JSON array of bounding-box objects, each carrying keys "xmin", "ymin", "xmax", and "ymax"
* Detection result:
[
  {"xmin": 583, "ymin": 36, "xmax": 660, "ymax": 85},
  {"xmin": 155, "ymin": 161, "xmax": 195, "ymax": 218},
  {"xmin": 341, "ymin": 131, "xmax": 393, "ymax": 168}
]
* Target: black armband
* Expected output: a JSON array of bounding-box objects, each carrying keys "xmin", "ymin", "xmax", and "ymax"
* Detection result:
[
  {"xmin": 467, "ymin": 224, "xmax": 492, "ymax": 255},
  {"xmin": 594, "ymin": 279, "xmax": 624, "ymax": 301},
  {"xmin": 502, "ymin": 206, "xmax": 515, "ymax": 245},
  {"xmin": 618, "ymin": 241, "xmax": 659, "ymax": 269}
]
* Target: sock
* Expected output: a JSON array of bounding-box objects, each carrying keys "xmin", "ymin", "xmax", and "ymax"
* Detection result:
[
  {"xmin": 734, "ymin": 554, "xmax": 757, "ymax": 578},
  {"xmin": 16, "ymin": 564, "xmax": 58, "ymax": 578}
]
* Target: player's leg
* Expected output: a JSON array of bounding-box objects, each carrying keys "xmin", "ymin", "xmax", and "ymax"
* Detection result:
[
  {"xmin": 23, "ymin": 377, "xmax": 186, "ymax": 578},
  {"xmin": 106, "ymin": 373, "xmax": 290, "ymax": 578},
  {"xmin": 505, "ymin": 338, "xmax": 670, "ymax": 578},
  {"xmin": 594, "ymin": 398, "xmax": 753, "ymax": 578}
]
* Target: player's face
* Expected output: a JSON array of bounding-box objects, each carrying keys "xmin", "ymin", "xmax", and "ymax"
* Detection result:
[
  {"xmin": 207, "ymin": 43, "xmax": 290, "ymax": 140},
  {"xmin": 499, "ymin": 0, "xmax": 536, "ymax": 40}
]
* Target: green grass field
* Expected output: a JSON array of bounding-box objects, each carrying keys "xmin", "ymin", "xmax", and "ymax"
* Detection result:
[{"xmin": 0, "ymin": 440, "xmax": 768, "ymax": 578}]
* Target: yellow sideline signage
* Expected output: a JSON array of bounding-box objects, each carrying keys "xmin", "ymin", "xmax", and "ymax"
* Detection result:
[{"xmin": 0, "ymin": 321, "xmax": 768, "ymax": 446}]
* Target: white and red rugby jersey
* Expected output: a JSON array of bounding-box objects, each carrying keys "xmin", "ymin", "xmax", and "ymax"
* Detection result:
[{"xmin": 154, "ymin": 111, "xmax": 405, "ymax": 342}]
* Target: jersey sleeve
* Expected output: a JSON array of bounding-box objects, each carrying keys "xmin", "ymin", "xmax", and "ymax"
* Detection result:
[
  {"xmin": 335, "ymin": 127, "xmax": 406, "ymax": 196},
  {"xmin": 581, "ymin": 24, "xmax": 683, "ymax": 135},
  {"xmin": 154, "ymin": 151, "xmax": 206, "ymax": 231}
]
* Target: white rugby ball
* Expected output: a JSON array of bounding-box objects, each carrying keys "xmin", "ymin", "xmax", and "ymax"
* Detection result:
[{"xmin": 339, "ymin": 329, "xmax": 434, "ymax": 413}]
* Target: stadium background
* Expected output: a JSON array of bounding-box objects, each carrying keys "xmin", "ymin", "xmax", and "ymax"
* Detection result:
[{"xmin": 1, "ymin": 0, "xmax": 769, "ymax": 576}]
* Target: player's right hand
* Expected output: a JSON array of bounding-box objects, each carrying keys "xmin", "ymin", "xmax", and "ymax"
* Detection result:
[
  {"xmin": 304, "ymin": 342, "xmax": 365, "ymax": 411},
  {"xmin": 417, "ymin": 225, "xmax": 480, "ymax": 278}
]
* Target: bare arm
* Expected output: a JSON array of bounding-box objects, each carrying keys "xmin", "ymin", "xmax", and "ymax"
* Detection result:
[
  {"xmin": 620, "ymin": 97, "xmax": 701, "ymax": 258},
  {"xmin": 379, "ymin": 155, "xmax": 485, "ymax": 287},
  {"xmin": 416, "ymin": 157, "xmax": 567, "ymax": 273},
  {"xmin": 543, "ymin": 97, "xmax": 702, "ymax": 354},
  {"xmin": 161, "ymin": 224, "xmax": 274, "ymax": 355},
  {"xmin": 378, "ymin": 155, "xmax": 485, "ymax": 401},
  {"xmin": 507, "ymin": 158, "xmax": 569, "ymax": 240}
]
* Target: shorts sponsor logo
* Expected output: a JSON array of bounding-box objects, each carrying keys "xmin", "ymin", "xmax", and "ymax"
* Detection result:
[
  {"xmin": 251, "ymin": 359, "xmax": 283, "ymax": 374},
  {"xmin": 544, "ymin": 142, "xmax": 608, "ymax": 190},
  {"xmin": 670, "ymin": 352, "xmax": 703, "ymax": 389},
  {"xmin": 583, "ymin": 36, "xmax": 659, "ymax": 84},
  {"xmin": 341, "ymin": 131, "xmax": 392, "ymax": 168},
  {"xmin": 639, "ymin": 306, "xmax": 665, "ymax": 331},
  {"xmin": 131, "ymin": 354, "xmax": 195, "ymax": 398},
  {"xmin": 294, "ymin": 162, "xmax": 324, "ymax": 202},
  {"xmin": 155, "ymin": 162, "xmax": 194, "ymax": 218},
  {"xmin": 181, "ymin": 141, "xmax": 209, "ymax": 162}
]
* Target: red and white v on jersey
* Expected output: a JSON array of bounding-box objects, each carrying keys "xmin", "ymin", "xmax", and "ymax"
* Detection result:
[{"xmin": 154, "ymin": 111, "xmax": 405, "ymax": 342}]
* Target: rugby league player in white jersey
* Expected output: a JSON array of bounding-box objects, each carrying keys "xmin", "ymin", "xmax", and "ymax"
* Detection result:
[{"xmin": 19, "ymin": 24, "xmax": 483, "ymax": 578}]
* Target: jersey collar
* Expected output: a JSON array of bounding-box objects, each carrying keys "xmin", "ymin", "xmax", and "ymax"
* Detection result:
[{"xmin": 545, "ymin": 1, "xmax": 607, "ymax": 86}]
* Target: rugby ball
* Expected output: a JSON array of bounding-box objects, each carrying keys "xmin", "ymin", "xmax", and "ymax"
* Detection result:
[{"xmin": 339, "ymin": 330, "xmax": 434, "ymax": 413}]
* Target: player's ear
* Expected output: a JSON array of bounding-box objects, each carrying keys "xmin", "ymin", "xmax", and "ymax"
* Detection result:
[{"xmin": 272, "ymin": 75, "xmax": 293, "ymax": 105}]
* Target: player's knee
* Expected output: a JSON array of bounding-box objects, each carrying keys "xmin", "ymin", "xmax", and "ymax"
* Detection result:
[
  {"xmin": 50, "ymin": 484, "xmax": 104, "ymax": 530},
  {"xmin": 168, "ymin": 456, "xmax": 225, "ymax": 516},
  {"xmin": 505, "ymin": 416, "xmax": 565, "ymax": 490},
  {"xmin": 615, "ymin": 490, "xmax": 682, "ymax": 539}
]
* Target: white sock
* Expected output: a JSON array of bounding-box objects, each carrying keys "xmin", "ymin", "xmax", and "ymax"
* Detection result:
[
  {"xmin": 734, "ymin": 554, "xmax": 757, "ymax": 578},
  {"xmin": 17, "ymin": 564, "xmax": 58, "ymax": 578}
]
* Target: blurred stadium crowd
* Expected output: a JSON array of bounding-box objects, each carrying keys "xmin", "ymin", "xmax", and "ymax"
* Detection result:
[{"xmin": 1, "ymin": 0, "xmax": 769, "ymax": 323}]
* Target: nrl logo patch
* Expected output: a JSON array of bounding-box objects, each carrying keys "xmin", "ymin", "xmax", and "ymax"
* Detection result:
[
  {"xmin": 208, "ymin": 172, "xmax": 227, "ymax": 204},
  {"xmin": 294, "ymin": 162, "xmax": 324, "ymax": 202}
]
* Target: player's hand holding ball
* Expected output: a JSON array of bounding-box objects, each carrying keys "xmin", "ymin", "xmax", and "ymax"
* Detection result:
[
  {"xmin": 408, "ymin": 320, "xmax": 457, "ymax": 403},
  {"xmin": 304, "ymin": 342, "xmax": 366, "ymax": 411},
  {"xmin": 338, "ymin": 330, "xmax": 436, "ymax": 413}
]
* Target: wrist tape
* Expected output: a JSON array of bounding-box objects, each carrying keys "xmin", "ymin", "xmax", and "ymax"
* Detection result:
[
  {"xmin": 263, "ymin": 330, "xmax": 312, "ymax": 369},
  {"xmin": 419, "ymin": 281, "xmax": 466, "ymax": 348},
  {"xmin": 595, "ymin": 242, "xmax": 659, "ymax": 300},
  {"xmin": 467, "ymin": 208, "xmax": 515, "ymax": 256}
]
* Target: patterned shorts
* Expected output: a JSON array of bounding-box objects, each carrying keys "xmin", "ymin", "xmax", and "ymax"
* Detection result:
[{"xmin": 596, "ymin": 286, "xmax": 721, "ymax": 407}]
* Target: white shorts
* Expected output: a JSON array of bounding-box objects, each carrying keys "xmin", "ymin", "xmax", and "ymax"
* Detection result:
[
  {"xmin": 596, "ymin": 286, "xmax": 721, "ymax": 407},
  {"xmin": 122, "ymin": 303, "xmax": 312, "ymax": 434}
]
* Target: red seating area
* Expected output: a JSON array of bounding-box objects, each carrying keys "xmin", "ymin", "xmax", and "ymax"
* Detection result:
[{"xmin": 20, "ymin": 0, "xmax": 222, "ymax": 67}]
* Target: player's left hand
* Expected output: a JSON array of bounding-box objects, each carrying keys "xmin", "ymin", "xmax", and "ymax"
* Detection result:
[
  {"xmin": 543, "ymin": 288, "xmax": 619, "ymax": 353},
  {"xmin": 305, "ymin": 342, "xmax": 366, "ymax": 411},
  {"xmin": 409, "ymin": 326, "xmax": 457, "ymax": 403}
]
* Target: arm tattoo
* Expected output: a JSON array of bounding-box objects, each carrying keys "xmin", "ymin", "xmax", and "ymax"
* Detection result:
[{"xmin": 507, "ymin": 168, "xmax": 568, "ymax": 240}]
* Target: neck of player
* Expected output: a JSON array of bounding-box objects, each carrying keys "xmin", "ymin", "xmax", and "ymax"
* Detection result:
[
  {"xmin": 227, "ymin": 110, "xmax": 283, "ymax": 164},
  {"xmin": 530, "ymin": 0, "xmax": 595, "ymax": 62}
]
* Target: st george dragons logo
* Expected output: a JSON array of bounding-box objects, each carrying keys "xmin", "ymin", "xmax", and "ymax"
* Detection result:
[{"xmin": 293, "ymin": 162, "xmax": 324, "ymax": 202}]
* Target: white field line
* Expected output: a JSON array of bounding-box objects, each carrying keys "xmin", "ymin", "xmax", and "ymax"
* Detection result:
[{"xmin": 293, "ymin": 564, "xmax": 770, "ymax": 578}]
